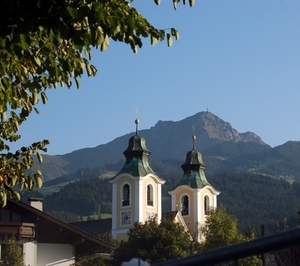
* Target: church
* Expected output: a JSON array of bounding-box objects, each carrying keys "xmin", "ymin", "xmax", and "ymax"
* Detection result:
[{"xmin": 109, "ymin": 119, "xmax": 220, "ymax": 242}]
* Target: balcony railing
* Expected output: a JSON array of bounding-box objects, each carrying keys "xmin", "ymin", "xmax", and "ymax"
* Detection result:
[
  {"xmin": 154, "ymin": 227, "xmax": 300, "ymax": 266},
  {"xmin": 0, "ymin": 222, "xmax": 35, "ymax": 240}
]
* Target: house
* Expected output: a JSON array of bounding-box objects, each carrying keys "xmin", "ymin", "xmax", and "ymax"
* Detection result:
[{"xmin": 0, "ymin": 197, "xmax": 114, "ymax": 266}]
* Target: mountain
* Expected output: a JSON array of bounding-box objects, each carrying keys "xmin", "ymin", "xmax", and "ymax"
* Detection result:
[{"xmin": 35, "ymin": 111, "xmax": 300, "ymax": 181}]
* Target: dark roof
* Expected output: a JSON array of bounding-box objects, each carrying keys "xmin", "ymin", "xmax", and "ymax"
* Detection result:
[
  {"xmin": 4, "ymin": 199, "xmax": 114, "ymax": 256},
  {"xmin": 162, "ymin": 211, "xmax": 180, "ymax": 221},
  {"xmin": 69, "ymin": 219, "xmax": 112, "ymax": 236}
]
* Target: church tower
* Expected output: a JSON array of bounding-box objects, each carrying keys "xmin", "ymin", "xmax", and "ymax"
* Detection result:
[
  {"xmin": 110, "ymin": 119, "xmax": 165, "ymax": 240},
  {"xmin": 168, "ymin": 135, "xmax": 220, "ymax": 242}
]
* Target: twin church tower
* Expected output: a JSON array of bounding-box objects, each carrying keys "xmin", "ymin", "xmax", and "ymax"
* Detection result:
[{"xmin": 109, "ymin": 119, "xmax": 220, "ymax": 241}]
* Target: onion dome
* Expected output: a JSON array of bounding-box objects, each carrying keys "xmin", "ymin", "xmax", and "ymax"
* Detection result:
[
  {"xmin": 175, "ymin": 135, "xmax": 211, "ymax": 189},
  {"xmin": 114, "ymin": 119, "xmax": 156, "ymax": 177}
]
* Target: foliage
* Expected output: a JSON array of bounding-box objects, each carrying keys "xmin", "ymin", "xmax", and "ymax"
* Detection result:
[
  {"xmin": 111, "ymin": 217, "xmax": 193, "ymax": 265},
  {"xmin": 0, "ymin": 236, "xmax": 25, "ymax": 266},
  {"xmin": 200, "ymin": 206, "xmax": 242, "ymax": 251},
  {"xmin": 44, "ymin": 177, "xmax": 112, "ymax": 218},
  {"xmin": 0, "ymin": 0, "xmax": 194, "ymax": 206},
  {"xmin": 46, "ymin": 210, "xmax": 80, "ymax": 223},
  {"xmin": 29, "ymin": 165, "xmax": 300, "ymax": 230},
  {"xmin": 200, "ymin": 206, "xmax": 262, "ymax": 266},
  {"xmin": 210, "ymin": 172, "xmax": 300, "ymax": 234}
]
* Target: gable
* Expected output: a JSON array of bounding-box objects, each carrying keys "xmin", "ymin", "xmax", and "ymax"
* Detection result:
[{"xmin": 0, "ymin": 199, "xmax": 114, "ymax": 256}]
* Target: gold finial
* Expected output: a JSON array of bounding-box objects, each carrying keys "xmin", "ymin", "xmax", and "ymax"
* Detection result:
[
  {"xmin": 135, "ymin": 118, "xmax": 140, "ymax": 135},
  {"xmin": 135, "ymin": 107, "xmax": 139, "ymax": 134},
  {"xmin": 192, "ymin": 135, "xmax": 196, "ymax": 150},
  {"xmin": 192, "ymin": 124, "xmax": 196, "ymax": 150}
]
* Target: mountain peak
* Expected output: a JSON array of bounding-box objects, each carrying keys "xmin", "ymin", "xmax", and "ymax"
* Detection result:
[
  {"xmin": 181, "ymin": 111, "xmax": 266, "ymax": 146},
  {"xmin": 41, "ymin": 111, "xmax": 269, "ymax": 180}
]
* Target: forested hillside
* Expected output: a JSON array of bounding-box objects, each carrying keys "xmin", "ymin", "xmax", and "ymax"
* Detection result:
[
  {"xmin": 22, "ymin": 169, "xmax": 300, "ymax": 235},
  {"xmin": 209, "ymin": 172, "xmax": 300, "ymax": 234}
]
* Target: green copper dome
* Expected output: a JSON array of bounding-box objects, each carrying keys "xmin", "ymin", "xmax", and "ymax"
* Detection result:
[
  {"xmin": 173, "ymin": 136, "xmax": 211, "ymax": 190},
  {"xmin": 113, "ymin": 120, "xmax": 156, "ymax": 178},
  {"xmin": 123, "ymin": 134, "xmax": 150, "ymax": 155}
]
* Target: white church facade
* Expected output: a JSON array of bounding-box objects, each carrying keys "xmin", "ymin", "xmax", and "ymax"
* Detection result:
[{"xmin": 110, "ymin": 120, "xmax": 220, "ymax": 241}]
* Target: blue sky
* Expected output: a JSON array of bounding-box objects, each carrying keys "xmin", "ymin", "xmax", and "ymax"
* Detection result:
[{"xmin": 11, "ymin": 0, "xmax": 300, "ymax": 155}]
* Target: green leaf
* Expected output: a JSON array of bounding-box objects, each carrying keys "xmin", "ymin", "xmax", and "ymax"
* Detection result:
[
  {"xmin": 90, "ymin": 65, "xmax": 97, "ymax": 76},
  {"xmin": 0, "ymin": 191, "xmax": 7, "ymax": 208},
  {"xmin": 189, "ymin": 0, "xmax": 195, "ymax": 7},
  {"xmin": 34, "ymin": 107, "xmax": 39, "ymax": 114},
  {"xmin": 32, "ymin": 91, "xmax": 39, "ymax": 105},
  {"xmin": 20, "ymin": 34, "xmax": 28, "ymax": 50},
  {"xmin": 127, "ymin": 17, "xmax": 135, "ymax": 30},
  {"xmin": 37, "ymin": 152, "xmax": 43, "ymax": 163},
  {"xmin": 27, "ymin": 177, "xmax": 34, "ymax": 190},
  {"xmin": 85, "ymin": 63, "xmax": 92, "ymax": 76},
  {"xmin": 167, "ymin": 33, "xmax": 173, "ymax": 47},
  {"xmin": 151, "ymin": 35, "xmax": 158, "ymax": 46},
  {"xmin": 95, "ymin": 26, "xmax": 105, "ymax": 46},
  {"xmin": 66, "ymin": 6, "xmax": 79, "ymax": 19},
  {"xmin": 10, "ymin": 176, "xmax": 18, "ymax": 186},
  {"xmin": 75, "ymin": 77, "xmax": 80, "ymax": 88},
  {"xmin": 34, "ymin": 173, "xmax": 43, "ymax": 189},
  {"xmin": 173, "ymin": 0, "xmax": 177, "ymax": 10},
  {"xmin": 41, "ymin": 92, "xmax": 48, "ymax": 104},
  {"xmin": 101, "ymin": 35, "xmax": 109, "ymax": 52},
  {"xmin": 1, "ymin": 112, "xmax": 6, "ymax": 122},
  {"xmin": 171, "ymin": 28, "xmax": 179, "ymax": 40},
  {"xmin": 13, "ymin": 120, "xmax": 19, "ymax": 131},
  {"xmin": 0, "ymin": 37, "xmax": 6, "ymax": 48},
  {"xmin": 12, "ymin": 190, "xmax": 21, "ymax": 201},
  {"xmin": 34, "ymin": 56, "xmax": 41, "ymax": 67}
]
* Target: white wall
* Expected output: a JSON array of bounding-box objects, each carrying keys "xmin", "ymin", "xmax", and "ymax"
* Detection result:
[
  {"xmin": 37, "ymin": 243, "xmax": 75, "ymax": 266},
  {"xmin": 23, "ymin": 241, "xmax": 37, "ymax": 266}
]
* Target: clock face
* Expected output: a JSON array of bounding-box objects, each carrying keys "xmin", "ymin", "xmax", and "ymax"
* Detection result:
[
  {"xmin": 121, "ymin": 211, "xmax": 131, "ymax": 225},
  {"xmin": 146, "ymin": 212, "xmax": 154, "ymax": 221}
]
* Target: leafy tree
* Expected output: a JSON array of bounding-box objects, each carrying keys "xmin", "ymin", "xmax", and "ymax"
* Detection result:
[
  {"xmin": 111, "ymin": 217, "xmax": 193, "ymax": 265},
  {"xmin": 0, "ymin": 0, "xmax": 194, "ymax": 206},
  {"xmin": 200, "ymin": 206, "xmax": 262, "ymax": 266},
  {"xmin": 200, "ymin": 206, "xmax": 242, "ymax": 251},
  {"xmin": 0, "ymin": 236, "xmax": 25, "ymax": 266}
]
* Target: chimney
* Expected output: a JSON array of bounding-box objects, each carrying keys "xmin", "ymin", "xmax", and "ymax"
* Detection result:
[{"xmin": 28, "ymin": 197, "xmax": 43, "ymax": 211}]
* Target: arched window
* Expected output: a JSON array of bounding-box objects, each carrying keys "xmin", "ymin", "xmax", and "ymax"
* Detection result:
[
  {"xmin": 147, "ymin": 184, "xmax": 153, "ymax": 206},
  {"xmin": 122, "ymin": 184, "xmax": 130, "ymax": 206},
  {"xmin": 181, "ymin": 195, "xmax": 189, "ymax": 216},
  {"xmin": 204, "ymin": 195, "xmax": 210, "ymax": 215}
]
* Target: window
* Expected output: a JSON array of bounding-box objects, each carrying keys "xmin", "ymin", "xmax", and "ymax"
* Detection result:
[
  {"xmin": 147, "ymin": 184, "xmax": 153, "ymax": 206},
  {"xmin": 122, "ymin": 184, "xmax": 130, "ymax": 206},
  {"xmin": 0, "ymin": 209, "xmax": 20, "ymax": 222},
  {"xmin": 181, "ymin": 195, "xmax": 189, "ymax": 216},
  {"xmin": 204, "ymin": 195, "xmax": 210, "ymax": 215}
]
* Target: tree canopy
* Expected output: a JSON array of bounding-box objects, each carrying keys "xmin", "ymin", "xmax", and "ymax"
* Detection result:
[
  {"xmin": 200, "ymin": 206, "xmax": 262, "ymax": 266},
  {"xmin": 111, "ymin": 217, "xmax": 193, "ymax": 265},
  {"xmin": 0, "ymin": 0, "xmax": 194, "ymax": 206},
  {"xmin": 0, "ymin": 236, "xmax": 25, "ymax": 266}
]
